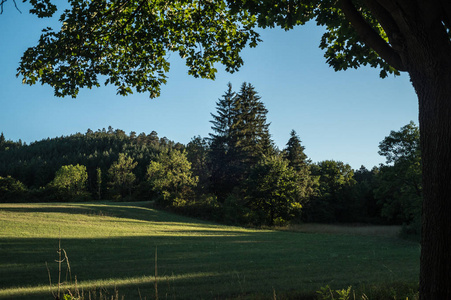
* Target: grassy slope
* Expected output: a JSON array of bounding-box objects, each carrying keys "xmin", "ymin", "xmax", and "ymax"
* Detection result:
[{"xmin": 0, "ymin": 202, "xmax": 419, "ymax": 299}]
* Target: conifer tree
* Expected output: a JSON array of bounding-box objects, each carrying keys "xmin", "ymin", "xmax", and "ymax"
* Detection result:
[
  {"xmin": 208, "ymin": 82, "xmax": 274, "ymax": 200},
  {"xmin": 186, "ymin": 136, "xmax": 210, "ymax": 194},
  {"xmin": 234, "ymin": 82, "xmax": 274, "ymax": 165},
  {"xmin": 209, "ymin": 83, "xmax": 238, "ymax": 200},
  {"xmin": 282, "ymin": 130, "xmax": 315, "ymax": 211},
  {"xmin": 283, "ymin": 130, "xmax": 308, "ymax": 172}
]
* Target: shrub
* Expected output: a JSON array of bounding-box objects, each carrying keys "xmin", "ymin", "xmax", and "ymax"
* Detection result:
[{"xmin": 0, "ymin": 175, "xmax": 29, "ymax": 202}]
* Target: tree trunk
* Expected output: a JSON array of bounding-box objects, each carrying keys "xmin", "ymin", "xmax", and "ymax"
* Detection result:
[{"xmin": 409, "ymin": 39, "xmax": 451, "ymax": 299}]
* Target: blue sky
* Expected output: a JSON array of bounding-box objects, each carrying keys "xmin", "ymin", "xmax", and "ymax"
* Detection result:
[{"xmin": 0, "ymin": 3, "xmax": 418, "ymax": 169}]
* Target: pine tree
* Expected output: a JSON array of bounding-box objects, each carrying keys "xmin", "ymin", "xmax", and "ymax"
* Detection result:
[
  {"xmin": 209, "ymin": 83, "xmax": 238, "ymax": 200},
  {"xmin": 283, "ymin": 130, "xmax": 308, "ymax": 172},
  {"xmin": 282, "ymin": 130, "xmax": 315, "ymax": 213},
  {"xmin": 208, "ymin": 82, "xmax": 275, "ymax": 200},
  {"xmin": 186, "ymin": 136, "xmax": 210, "ymax": 194},
  {"xmin": 234, "ymin": 82, "xmax": 274, "ymax": 164}
]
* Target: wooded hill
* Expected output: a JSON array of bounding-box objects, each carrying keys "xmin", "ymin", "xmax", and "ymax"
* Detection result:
[{"xmin": 0, "ymin": 84, "xmax": 421, "ymax": 233}]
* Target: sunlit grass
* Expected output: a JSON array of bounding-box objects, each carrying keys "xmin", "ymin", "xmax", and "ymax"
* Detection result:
[
  {"xmin": 0, "ymin": 202, "xmax": 420, "ymax": 299},
  {"xmin": 0, "ymin": 202, "xmax": 256, "ymax": 238}
]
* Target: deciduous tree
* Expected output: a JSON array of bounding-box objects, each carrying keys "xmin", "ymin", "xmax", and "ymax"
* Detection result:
[
  {"xmin": 146, "ymin": 150, "xmax": 198, "ymax": 206},
  {"xmin": 48, "ymin": 164, "xmax": 89, "ymax": 201},
  {"xmin": 375, "ymin": 122, "xmax": 422, "ymax": 231},
  {"xmin": 0, "ymin": 175, "xmax": 28, "ymax": 202},
  {"xmin": 107, "ymin": 153, "xmax": 138, "ymax": 199},
  {"xmin": 245, "ymin": 155, "xmax": 308, "ymax": 226},
  {"xmin": 304, "ymin": 160, "xmax": 356, "ymax": 223}
]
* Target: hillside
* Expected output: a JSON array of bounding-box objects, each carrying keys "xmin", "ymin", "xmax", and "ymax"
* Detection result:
[{"xmin": 0, "ymin": 129, "xmax": 182, "ymax": 190}]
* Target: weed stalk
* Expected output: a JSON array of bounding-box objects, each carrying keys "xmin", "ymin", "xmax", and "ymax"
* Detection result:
[{"xmin": 155, "ymin": 246, "xmax": 158, "ymax": 300}]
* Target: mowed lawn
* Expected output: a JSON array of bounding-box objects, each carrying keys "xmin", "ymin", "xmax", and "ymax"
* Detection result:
[{"xmin": 0, "ymin": 202, "xmax": 420, "ymax": 299}]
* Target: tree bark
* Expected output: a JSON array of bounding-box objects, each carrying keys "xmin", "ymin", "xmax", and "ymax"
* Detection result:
[{"xmin": 407, "ymin": 30, "xmax": 451, "ymax": 299}]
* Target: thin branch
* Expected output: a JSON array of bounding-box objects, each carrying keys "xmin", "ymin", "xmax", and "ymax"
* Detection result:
[
  {"xmin": 0, "ymin": 0, "xmax": 22, "ymax": 14},
  {"xmin": 339, "ymin": 0, "xmax": 407, "ymax": 71},
  {"xmin": 45, "ymin": 261, "xmax": 56, "ymax": 299},
  {"xmin": 0, "ymin": 0, "xmax": 5, "ymax": 14},
  {"xmin": 12, "ymin": 0, "xmax": 20, "ymax": 13}
]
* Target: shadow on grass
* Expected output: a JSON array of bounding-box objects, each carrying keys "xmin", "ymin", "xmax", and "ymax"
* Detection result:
[{"xmin": 0, "ymin": 231, "xmax": 419, "ymax": 300}]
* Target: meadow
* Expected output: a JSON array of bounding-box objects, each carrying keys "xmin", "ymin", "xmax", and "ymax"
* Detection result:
[{"xmin": 0, "ymin": 202, "xmax": 420, "ymax": 299}]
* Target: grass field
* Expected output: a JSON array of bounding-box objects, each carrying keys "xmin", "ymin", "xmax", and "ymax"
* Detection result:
[{"xmin": 0, "ymin": 202, "xmax": 420, "ymax": 299}]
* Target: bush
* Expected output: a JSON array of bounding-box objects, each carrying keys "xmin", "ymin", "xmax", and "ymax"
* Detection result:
[{"xmin": 0, "ymin": 176, "xmax": 29, "ymax": 202}]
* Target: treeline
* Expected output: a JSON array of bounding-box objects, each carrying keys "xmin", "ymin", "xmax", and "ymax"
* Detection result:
[{"xmin": 0, "ymin": 83, "xmax": 421, "ymax": 234}]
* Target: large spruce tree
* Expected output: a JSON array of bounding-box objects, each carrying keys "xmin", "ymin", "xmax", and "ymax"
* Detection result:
[
  {"xmin": 209, "ymin": 83, "xmax": 274, "ymax": 200},
  {"xmin": 234, "ymin": 83, "xmax": 274, "ymax": 164},
  {"xmin": 209, "ymin": 83, "xmax": 238, "ymax": 200}
]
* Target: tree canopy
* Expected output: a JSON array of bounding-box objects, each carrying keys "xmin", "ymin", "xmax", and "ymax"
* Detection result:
[
  {"xmin": 13, "ymin": 0, "xmax": 440, "ymax": 97},
  {"xmin": 15, "ymin": 0, "xmax": 260, "ymax": 98}
]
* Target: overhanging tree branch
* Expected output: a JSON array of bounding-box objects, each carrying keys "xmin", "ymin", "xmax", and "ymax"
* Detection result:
[
  {"xmin": 0, "ymin": 0, "xmax": 21, "ymax": 14},
  {"xmin": 339, "ymin": 0, "xmax": 407, "ymax": 71},
  {"xmin": 364, "ymin": 0, "xmax": 404, "ymax": 52}
]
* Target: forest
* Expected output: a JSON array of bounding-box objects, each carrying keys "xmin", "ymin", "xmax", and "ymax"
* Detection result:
[{"xmin": 0, "ymin": 83, "xmax": 421, "ymax": 235}]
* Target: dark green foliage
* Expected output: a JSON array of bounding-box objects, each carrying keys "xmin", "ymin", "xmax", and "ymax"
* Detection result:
[
  {"xmin": 378, "ymin": 121, "xmax": 420, "ymax": 164},
  {"xmin": 15, "ymin": 0, "xmax": 404, "ymax": 98},
  {"xmin": 0, "ymin": 128, "xmax": 182, "ymax": 199},
  {"xmin": 244, "ymin": 155, "xmax": 307, "ymax": 226},
  {"xmin": 303, "ymin": 160, "xmax": 356, "ymax": 223},
  {"xmin": 282, "ymin": 129, "xmax": 315, "ymax": 211},
  {"xmin": 208, "ymin": 83, "xmax": 241, "ymax": 200},
  {"xmin": 375, "ymin": 122, "xmax": 421, "ymax": 234},
  {"xmin": 0, "ymin": 175, "xmax": 29, "ymax": 202},
  {"xmin": 17, "ymin": 0, "xmax": 260, "ymax": 98},
  {"xmin": 233, "ymin": 82, "xmax": 275, "ymax": 161},
  {"xmin": 283, "ymin": 129, "xmax": 308, "ymax": 172},
  {"xmin": 186, "ymin": 136, "xmax": 210, "ymax": 195},
  {"xmin": 0, "ymin": 119, "xmax": 424, "ymax": 230},
  {"xmin": 352, "ymin": 166, "xmax": 382, "ymax": 223},
  {"xmin": 0, "ymin": 133, "xmax": 22, "ymax": 151},
  {"xmin": 375, "ymin": 165, "xmax": 422, "ymax": 225}
]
